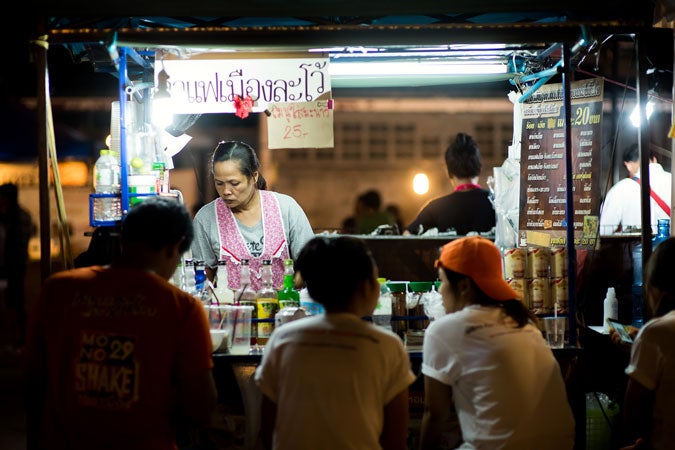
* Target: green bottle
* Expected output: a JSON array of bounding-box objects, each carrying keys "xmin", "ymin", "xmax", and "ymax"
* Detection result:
[{"xmin": 278, "ymin": 258, "xmax": 300, "ymax": 308}]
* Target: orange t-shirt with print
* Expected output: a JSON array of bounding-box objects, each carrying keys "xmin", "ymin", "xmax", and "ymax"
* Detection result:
[{"xmin": 25, "ymin": 265, "xmax": 213, "ymax": 450}]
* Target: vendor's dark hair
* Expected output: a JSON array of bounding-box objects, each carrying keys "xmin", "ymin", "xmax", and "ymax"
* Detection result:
[
  {"xmin": 211, "ymin": 140, "xmax": 267, "ymax": 189},
  {"xmin": 645, "ymin": 236, "xmax": 675, "ymax": 318},
  {"xmin": 440, "ymin": 267, "xmax": 538, "ymax": 328},
  {"xmin": 296, "ymin": 236, "xmax": 376, "ymax": 311},
  {"xmin": 122, "ymin": 196, "xmax": 193, "ymax": 254},
  {"xmin": 445, "ymin": 132, "xmax": 482, "ymax": 179}
]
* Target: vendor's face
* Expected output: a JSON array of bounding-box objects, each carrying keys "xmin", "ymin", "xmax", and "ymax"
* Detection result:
[
  {"xmin": 438, "ymin": 269, "xmax": 459, "ymax": 313},
  {"xmin": 213, "ymin": 160, "xmax": 257, "ymax": 209}
]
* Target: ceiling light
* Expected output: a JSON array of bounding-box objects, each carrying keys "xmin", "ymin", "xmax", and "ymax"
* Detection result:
[
  {"xmin": 630, "ymin": 101, "xmax": 655, "ymax": 128},
  {"xmin": 152, "ymin": 69, "xmax": 174, "ymax": 128},
  {"xmin": 330, "ymin": 60, "xmax": 508, "ymax": 77}
]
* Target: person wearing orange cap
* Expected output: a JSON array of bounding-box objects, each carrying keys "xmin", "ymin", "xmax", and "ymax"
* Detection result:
[{"xmin": 418, "ymin": 236, "xmax": 575, "ymax": 450}]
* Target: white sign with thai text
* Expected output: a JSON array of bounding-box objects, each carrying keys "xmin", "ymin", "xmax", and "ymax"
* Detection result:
[
  {"xmin": 267, "ymin": 101, "xmax": 334, "ymax": 149},
  {"xmin": 159, "ymin": 57, "xmax": 331, "ymax": 114}
]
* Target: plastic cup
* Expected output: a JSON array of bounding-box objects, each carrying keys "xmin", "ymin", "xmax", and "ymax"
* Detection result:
[
  {"xmin": 205, "ymin": 305, "xmax": 230, "ymax": 353},
  {"xmin": 226, "ymin": 305, "xmax": 253, "ymax": 355},
  {"xmin": 544, "ymin": 317, "xmax": 566, "ymax": 348}
]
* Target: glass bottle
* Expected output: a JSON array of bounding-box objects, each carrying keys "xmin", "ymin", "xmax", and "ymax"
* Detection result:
[
  {"xmin": 256, "ymin": 259, "xmax": 280, "ymax": 345},
  {"xmin": 277, "ymin": 258, "xmax": 300, "ymax": 308},
  {"xmin": 235, "ymin": 259, "xmax": 258, "ymax": 345},
  {"xmin": 182, "ymin": 257, "xmax": 196, "ymax": 295},
  {"xmin": 213, "ymin": 259, "xmax": 234, "ymax": 304}
]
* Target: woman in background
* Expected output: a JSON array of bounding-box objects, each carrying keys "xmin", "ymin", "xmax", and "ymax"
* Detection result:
[
  {"xmin": 404, "ymin": 132, "xmax": 495, "ymax": 236},
  {"xmin": 191, "ymin": 141, "xmax": 314, "ymax": 291}
]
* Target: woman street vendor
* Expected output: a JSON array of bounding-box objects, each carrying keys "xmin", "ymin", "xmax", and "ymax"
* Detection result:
[{"xmin": 191, "ymin": 140, "xmax": 314, "ymax": 291}]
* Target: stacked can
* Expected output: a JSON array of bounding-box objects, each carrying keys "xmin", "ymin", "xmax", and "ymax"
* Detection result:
[
  {"xmin": 527, "ymin": 246, "xmax": 551, "ymax": 314},
  {"xmin": 503, "ymin": 247, "xmax": 527, "ymax": 307},
  {"xmin": 504, "ymin": 245, "xmax": 569, "ymax": 316},
  {"xmin": 549, "ymin": 246, "xmax": 568, "ymax": 315}
]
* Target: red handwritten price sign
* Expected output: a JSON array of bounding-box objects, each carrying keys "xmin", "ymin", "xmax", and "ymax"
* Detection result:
[{"xmin": 267, "ymin": 101, "xmax": 334, "ymax": 149}]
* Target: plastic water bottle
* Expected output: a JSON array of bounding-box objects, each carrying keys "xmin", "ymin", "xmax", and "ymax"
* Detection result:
[
  {"xmin": 194, "ymin": 260, "xmax": 207, "ymax": 293},
  {"xmin": 93, "ymin": 149, "xmax": 121, "ymax": 221},
  {"xmin": 603, "ymin": 287, "xmax": 618, "ymax": 333},
  {"xmin": 652, "ymin": 219, "xmax": 670, "ymax": 250},
  {"xmin": 372, "ymin": 277, "xmax": 393, "ymax": 331},
  {"xmin": 631, "ymin": 244, "xmax": 644, "ymax": 328}
]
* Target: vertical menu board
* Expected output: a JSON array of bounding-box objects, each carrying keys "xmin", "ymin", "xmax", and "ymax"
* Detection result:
[{"xmin": 519, "ymin": 78, "xmax": 603, "ymax": 249}]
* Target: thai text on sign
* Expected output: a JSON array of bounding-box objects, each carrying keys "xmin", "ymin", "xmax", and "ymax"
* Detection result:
[
  {"xmin": 267, "ymin": 101, "xmax": 334, "ymax": 149},
  {"xmin": 159, "ymin": 57, "xmax": 331, "ymax": 114}
]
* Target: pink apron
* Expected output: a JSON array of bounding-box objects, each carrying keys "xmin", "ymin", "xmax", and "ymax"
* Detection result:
[{"xmin": 216, "ymin": 191, "xmax": 289, "ymax": 292}]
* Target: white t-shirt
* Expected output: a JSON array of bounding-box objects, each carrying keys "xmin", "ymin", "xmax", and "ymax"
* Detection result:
[
  {"xmin": 625, "ymin": 311, "xmax": 675, "ymax": 450},
  {"xmin": 422, "ymin": 305, "xmax": 575, "ymax": 450},
  {"xmin": 599, "ymin": 163, "xmax": 672, "ymax": 234},
  {"xmin": 254, "ymin": 313, "xmax": 416, "ymax": 450}
]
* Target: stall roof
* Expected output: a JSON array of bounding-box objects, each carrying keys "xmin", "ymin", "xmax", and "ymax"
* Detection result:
[{"xmin": 35, "ymin": 0, "xmax": 660, "ymax": 88}]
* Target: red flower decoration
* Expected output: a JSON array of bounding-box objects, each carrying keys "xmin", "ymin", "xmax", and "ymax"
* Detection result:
[{"xmin": 233, "ymin": 95, "xmax": 254, "ymax": 119}]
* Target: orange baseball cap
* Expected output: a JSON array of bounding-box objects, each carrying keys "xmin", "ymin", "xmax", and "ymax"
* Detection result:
[{"xmin": 435, "ymin": 236, "xmax": 519, "ymax": 301}]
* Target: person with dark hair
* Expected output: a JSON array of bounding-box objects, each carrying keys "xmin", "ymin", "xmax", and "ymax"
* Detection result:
[
  {"xmin": 619, "ymin": 237, "xmax": 675, "ymax": 450},
  {"xmin": 353, "ymin": 189, "xmax": 396, "ymax": 234},
  {"xmin": 191, "ymin": 140, "xmax": 314, "ymax": 291},
  {"xmin": 404, "ymin": 132, "xmax": 495, "ymax": 236},
  {"xmin": 0, "ymin": 182, "xmax": 35, "ymax": 350},
  {"xmin": 73, "ymin": 226, "xmax": 122, "ymax": 268},
  {"xmin": 419, "ymin": 236, "xmax": 575, "ymax": 449},
  {"xmin": 599, "ymin": 143, "xmax": 672, "ymax": 234},
  {"xmin": 23, "ymin": 196, "xmax": 217, "ymax": 450},
  {"xmin": 254, "ymin": 236, "xmax": 415, "ymax": 450}
]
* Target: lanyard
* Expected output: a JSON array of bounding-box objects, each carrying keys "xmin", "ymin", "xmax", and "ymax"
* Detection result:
[{"xmin": 454, "ymin": 183, "xmax": 482, "ymax": 192}]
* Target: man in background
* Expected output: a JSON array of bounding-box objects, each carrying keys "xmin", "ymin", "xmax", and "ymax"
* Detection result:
[
  {"xmin": 23, "ymin": 196, "xmax": 217, "ymax": 450},
  {"xmin": 0, "ymin": 182, "xmax": 35, "ymax": 351},
  {"xmin": 354, "ymin": 189, "xmax": 397, "ymax": 234},
  {"xmin": 599, "ymin": 143, "xmax": 672, "ymax": 234}
]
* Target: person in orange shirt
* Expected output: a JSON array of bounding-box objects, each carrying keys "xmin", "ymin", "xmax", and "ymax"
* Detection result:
[{"xmin": 23, "ymin": 196, "xmax": 217, "ymax": 450}]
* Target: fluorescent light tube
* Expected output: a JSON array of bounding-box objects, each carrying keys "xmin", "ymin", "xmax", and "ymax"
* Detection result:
[{"xmin": 329, "ymin": 60, "xmax": 508, "ymax": 76}]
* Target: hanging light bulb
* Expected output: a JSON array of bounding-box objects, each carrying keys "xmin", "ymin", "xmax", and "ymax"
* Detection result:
[
  {"xmin": 413, "ymin": 173, "xmax": 429, "ymax": 195},
  {"xmin": 630, "ymin": 100, "xmax": 655, "ymax": 127},
  {"xmin": 152, "ymin": 69, "xmax": 174, "ymax": 128}
]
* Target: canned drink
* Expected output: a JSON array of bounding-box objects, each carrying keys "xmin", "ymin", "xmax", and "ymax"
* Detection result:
[
  {"xmin": 528, "ymin": 277, "xmax": 551, "ymax": 314},
  {"xmin": 503, "ymin": 247, "xmax": 526, "ymax": 279},
  {"xmin": 507, "ymin": 278, "xmax": 528, "ymax": 307},
  {"xmin": 551, "ymin": 277, "xmax": 568, "ymax": 314},
  {"xmin": 550, "ymin": 247, "xmax": 568, "ymax": 278},
  {"xmin": 527, "ymin": 247, "xmax": 550, "ymax": 278}
]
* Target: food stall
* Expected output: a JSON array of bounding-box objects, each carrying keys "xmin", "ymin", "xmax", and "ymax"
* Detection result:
[{"xmin": 27, "ymin": 2, "xmax": 672, "ymax": 448}]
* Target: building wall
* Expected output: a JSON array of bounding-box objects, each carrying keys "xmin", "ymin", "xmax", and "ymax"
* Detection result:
[{"xmin": 264, "ymin": 109, "xmax": 514, "ymax": 231}]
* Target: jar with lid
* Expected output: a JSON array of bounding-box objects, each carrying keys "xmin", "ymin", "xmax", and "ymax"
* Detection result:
[
  {"xmin": 386, "ymin": 281, "xmax": 408, "ymax": 339},
  {"xmin": 407, "ymin": 281, "xmax": 433, "ymax": 331}
]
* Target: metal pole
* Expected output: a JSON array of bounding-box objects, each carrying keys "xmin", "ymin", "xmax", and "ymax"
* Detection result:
[
  {"xmin": 32, "ymin": 32, "xmax": 52, "ymax": 281},
  {"xmin": 561, "ymin": 42, "xmax": 577, "ymax": 346},
  {"xmin": 635, "ymin": 31, "xmax": 653, "ymax": 271}
]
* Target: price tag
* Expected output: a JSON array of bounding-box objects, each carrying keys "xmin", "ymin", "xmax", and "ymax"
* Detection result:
[{"xmin": 267, "ymin": 101, "xmax": 334, "ymax": 149}]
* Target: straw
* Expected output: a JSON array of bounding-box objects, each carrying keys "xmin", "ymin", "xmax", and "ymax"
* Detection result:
[{"xmin": 207, "ymin": 280, "xmax": 220, "ymax": 306}]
